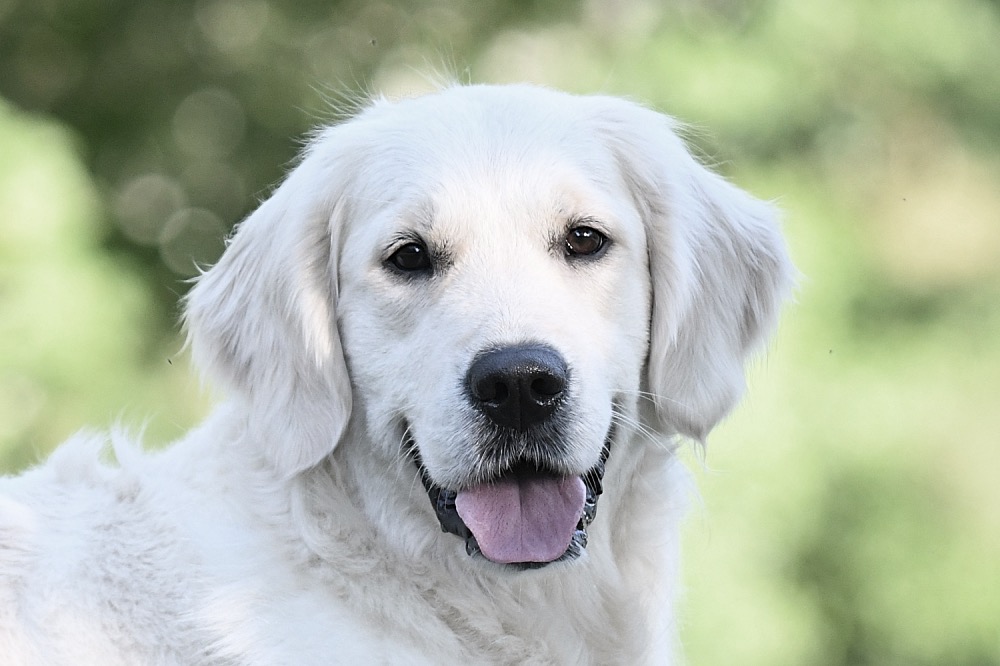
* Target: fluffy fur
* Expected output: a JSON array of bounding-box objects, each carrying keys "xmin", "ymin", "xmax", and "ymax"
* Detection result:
[{"xmin": 0, "ymin": 84, "xmax": 793, "ymax": 664}]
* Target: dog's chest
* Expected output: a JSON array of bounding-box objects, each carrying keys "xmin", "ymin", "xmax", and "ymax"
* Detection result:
[{"xmin": 212, "ymin": 554, "xmax": 646, "ymax": 665}]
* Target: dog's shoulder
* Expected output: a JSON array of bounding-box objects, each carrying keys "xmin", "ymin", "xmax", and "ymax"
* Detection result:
[{"xmin": 0, "ymin": 419, "xmax": 458, "ymax": 664}]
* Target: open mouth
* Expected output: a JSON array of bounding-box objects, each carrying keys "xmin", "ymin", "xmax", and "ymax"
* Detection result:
[{"xmin": 409, "ymin": 436, "xmax": 610, "ymax": 570}]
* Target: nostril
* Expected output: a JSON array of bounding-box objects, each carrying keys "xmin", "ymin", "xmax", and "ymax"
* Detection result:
[
  {"xmin": 475, "ymin": 380, "xmax": 509, "ymax": 405},
  {"xmin": 530, "ymin": 375, "xmax": 564, "ymax": 400}
]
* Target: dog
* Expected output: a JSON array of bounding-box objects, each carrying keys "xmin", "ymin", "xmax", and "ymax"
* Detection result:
[{"xmin": 0, "ymin": 83, "xmax": 793, "ymax": 664}]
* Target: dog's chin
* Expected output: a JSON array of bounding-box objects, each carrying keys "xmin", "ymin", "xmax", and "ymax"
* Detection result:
[{"xmin": 407, "ymin": 434, "xmax": 610, "ymax": 571}]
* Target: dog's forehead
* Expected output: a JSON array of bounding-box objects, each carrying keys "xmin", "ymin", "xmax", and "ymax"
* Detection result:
[{"xmin": 338, "ymin": 92, "xmax": 643, "ymax": 248}]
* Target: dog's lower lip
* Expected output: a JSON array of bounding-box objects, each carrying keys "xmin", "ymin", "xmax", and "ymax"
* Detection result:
[{"xmin": 407, "ymin": 433, "xmax": 611, "ymax": 569}]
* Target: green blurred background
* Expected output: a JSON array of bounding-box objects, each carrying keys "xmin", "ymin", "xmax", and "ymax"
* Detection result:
[{"xmin": 1, "ymin": 0, "xmax": 998, "ymax": 663}]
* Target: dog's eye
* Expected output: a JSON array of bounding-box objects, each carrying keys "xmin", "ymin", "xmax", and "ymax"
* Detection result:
[
  {"xmin": 564, "ymin": 226, "xmax": 608, "ymax": 258},
  {"xmin": 387, "ymin": 241, "xmax": 432, "ymax": 273}
]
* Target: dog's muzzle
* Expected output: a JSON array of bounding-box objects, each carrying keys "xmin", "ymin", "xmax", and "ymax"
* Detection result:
[{"xmin": 409, "ymin": 343, "xmax": 610, "ymax": 569}]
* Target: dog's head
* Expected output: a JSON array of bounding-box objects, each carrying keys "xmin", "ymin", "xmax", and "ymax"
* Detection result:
[{"xmin": 184, "ymin": 84, "xmax": 793, "ymax": 567}]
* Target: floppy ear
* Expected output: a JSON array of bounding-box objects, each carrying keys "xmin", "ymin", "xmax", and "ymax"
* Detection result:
[
  {"xmin": 183, "ymin": 145, "xmax": 352, "ymax": 478},
  {"xmin": 596, "ymin": 99, "xmax": 794, "ymax": 441}
]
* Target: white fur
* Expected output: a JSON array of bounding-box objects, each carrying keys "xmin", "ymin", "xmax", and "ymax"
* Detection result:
[{"xmin": 0, "ymin": 84, "xmax": 793, "ymax": 664}]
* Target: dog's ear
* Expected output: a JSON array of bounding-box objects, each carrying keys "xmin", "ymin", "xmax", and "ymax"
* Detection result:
[
  {"xmin": 595, "ymin": 99, "xmax": 794, "ymax": 441},
  {"xmin": 183, "ymin": 142, "xmax": 353, "ymax": 478}
]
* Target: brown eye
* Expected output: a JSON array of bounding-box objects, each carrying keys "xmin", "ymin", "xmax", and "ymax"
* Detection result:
[
  {"xmin": 564, "ymin": 226, "xmax": 608, "ymax": 257},
  {"xmin": 388, "ymin": 241, "xmax": 432, "ymax": 273}
]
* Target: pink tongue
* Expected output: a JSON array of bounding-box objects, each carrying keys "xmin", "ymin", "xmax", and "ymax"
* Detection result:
[{"xmin": 455, "ymin": 475, "xmax": 585, "ymax": 564}]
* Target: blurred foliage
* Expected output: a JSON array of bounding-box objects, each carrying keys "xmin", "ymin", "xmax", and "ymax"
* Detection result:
[
  {"xmin": 2, "ymin": 0, "xmax": 999, "ymax": 664},
  {"xmin": 0, "ymin": 0, "xmax": 574, "ymax": 302}
]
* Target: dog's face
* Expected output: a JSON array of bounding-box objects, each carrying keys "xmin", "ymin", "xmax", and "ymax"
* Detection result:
[
  {"xmin": 184, "ymin": 84, "xmax": 793, "ymax": 568},
  {"xmin": 334, "ymin": 102, "xmax": 652, "ymax": 563}
]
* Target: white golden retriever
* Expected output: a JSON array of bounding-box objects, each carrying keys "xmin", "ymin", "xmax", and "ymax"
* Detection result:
[{"xmin": 0, "ymin": 84, "xmax": 793, "ymax": 664}]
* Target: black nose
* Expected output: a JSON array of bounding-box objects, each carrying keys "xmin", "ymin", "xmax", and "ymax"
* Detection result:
[{"xmin": 466, "ymin": 344, "xmax": 568, "ymax": 431}]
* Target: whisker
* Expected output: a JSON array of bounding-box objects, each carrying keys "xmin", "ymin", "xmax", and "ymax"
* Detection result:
[
  {"xmin": 610, "ymin": 411, "xmax": 663, "ymax": 449},
  {"xmin": 387, "ymin": 415, "xmax": 428, "ymax": 497},
  {"xmin": 614, "ymin": 388, "xmax": 693, "ymax": 411}
]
